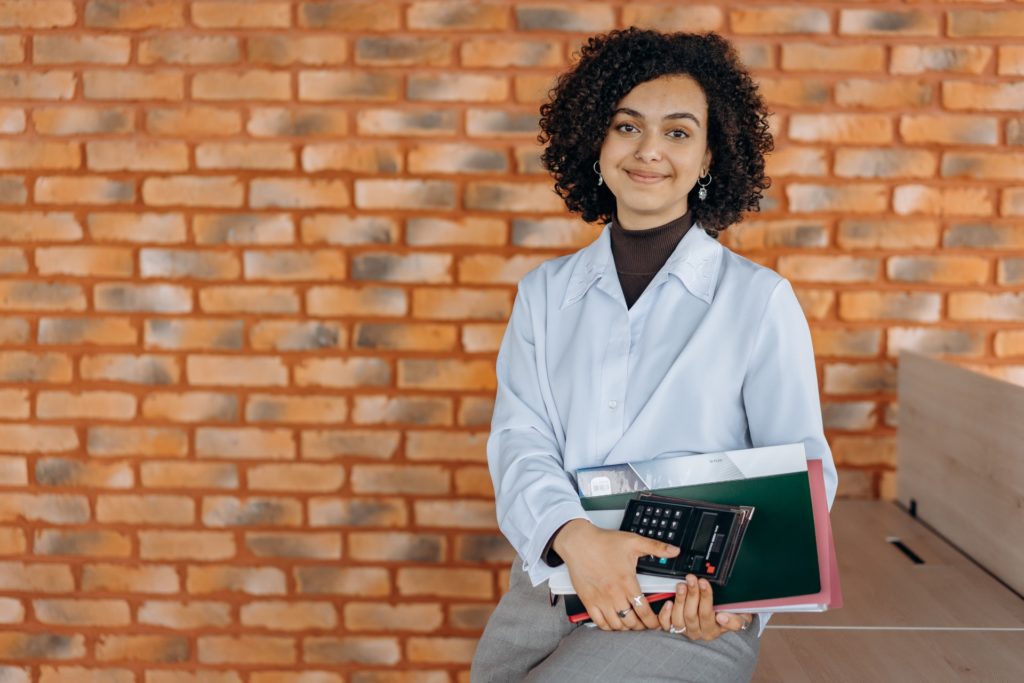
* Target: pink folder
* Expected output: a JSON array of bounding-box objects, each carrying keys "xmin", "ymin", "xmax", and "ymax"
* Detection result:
[{"xmin": 715, "ymin": 459, "xmax": 843, "ymax": 613}]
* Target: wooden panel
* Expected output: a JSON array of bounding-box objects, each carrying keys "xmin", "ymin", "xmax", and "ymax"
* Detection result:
[
  {"xmin": 897, "ymin": 351, "xmax": 1024, "ymax": 596},
  {"xmin": 772, "ymin": 500, "xmax": 1024, "ymax": 628}
]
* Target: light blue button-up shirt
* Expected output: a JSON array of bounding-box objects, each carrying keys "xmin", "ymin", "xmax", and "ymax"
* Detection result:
[{"xmin": 487, "ymin": 221, "xmax": 838, "ymax": 631}]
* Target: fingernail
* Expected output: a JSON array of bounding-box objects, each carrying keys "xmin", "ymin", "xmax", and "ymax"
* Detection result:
[
  {"xmin": 716, "ymin": 613, "xmax": 729, "ymax": 625},
  {"xmin": 665, "ymin": 600, "xmax": 673, "ymax": 610},
  {"xmin": 699, "ymin": 579, "xmax": 709, "ymax": 590},
  {"xmin": 687, "ymin": 575, "xmax": 696, "ymax": 586}
]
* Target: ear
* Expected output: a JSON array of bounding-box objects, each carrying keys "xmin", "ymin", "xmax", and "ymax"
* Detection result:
[{"xmin": 702, "ymin": 149, "xmax": 712, "ymax": 173}]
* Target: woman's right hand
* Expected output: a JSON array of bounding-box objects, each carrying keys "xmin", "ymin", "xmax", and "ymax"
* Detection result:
[{"xmin": 553, "ymin": 519, "xmax": 681, "ymax": 631}]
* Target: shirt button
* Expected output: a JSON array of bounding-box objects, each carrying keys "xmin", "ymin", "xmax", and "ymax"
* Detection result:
[{"xmin": 608, "ymin": 400, "xmax": 618, "ymax": 409}]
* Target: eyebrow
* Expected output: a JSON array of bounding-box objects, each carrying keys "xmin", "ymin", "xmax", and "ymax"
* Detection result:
[{"xmin": 613, "ymin": 107, "xmax": 702, "ymax": 128}]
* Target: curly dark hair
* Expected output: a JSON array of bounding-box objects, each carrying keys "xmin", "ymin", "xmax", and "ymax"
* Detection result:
[{"xmin": 538, "ymin": 28, "xmax": 773, "ymax": 238}]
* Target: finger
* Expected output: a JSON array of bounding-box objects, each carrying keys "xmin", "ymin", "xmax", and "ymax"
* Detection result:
[
  {"xmin": 715, "ymin": 611, "xmax": 744, "ymax": 633},
  {"xmin": 620, "ymin": 608, "xmax": 644, "ymax": 631},
  {"xmin": 658, "ymin": 600, "xmax": 673, "ymax": 631},
  {"xmin": 625, "ymin": 588, "xmax": 660, "ymax": 630},
  {"xmin": 697, "ymin": 578, "xmax": 721, "ymax": 639},
  {"xmin": 671, "ymin": 582, "xmax": 687, "ymax": 632},
  {"xmin": 585, "ymin": 601, "xmax": 611, "ymax": 631},
  {"xmin": 602, "ymin": 601, "xmax": 629, "ymax": 631},
  {"xmin": 682, "ymin": 574, "xmax": 702, "ymax": 638},
  {"xmin": 634, "ymin": 536, "xmax": 681, "ymax": 562}
]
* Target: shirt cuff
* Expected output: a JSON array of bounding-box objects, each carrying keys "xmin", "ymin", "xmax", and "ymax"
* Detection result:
[{"xmin": 521, "ymin": 501, "xmax": 589, "ymax": 580}]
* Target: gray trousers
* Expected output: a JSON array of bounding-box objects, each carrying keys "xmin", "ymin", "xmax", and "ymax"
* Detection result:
[{"xmin": 472, "ymin": 562, "xmax": 760, "ymax": 683}]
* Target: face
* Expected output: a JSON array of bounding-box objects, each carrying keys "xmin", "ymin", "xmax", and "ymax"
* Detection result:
[{"xmin": 598, "ymin": 74, "xmax": 712, "ymax": 230}]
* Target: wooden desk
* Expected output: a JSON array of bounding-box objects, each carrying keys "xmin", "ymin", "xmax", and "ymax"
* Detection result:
[{"xmin": 753, "ymin": 500, "xmax": 1024, "ymax": 682}]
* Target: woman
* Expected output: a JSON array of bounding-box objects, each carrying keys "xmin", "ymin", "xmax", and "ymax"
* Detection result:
[{"xmin": 472, "ymin": 28, "xmax": 838, "ymax": 683}]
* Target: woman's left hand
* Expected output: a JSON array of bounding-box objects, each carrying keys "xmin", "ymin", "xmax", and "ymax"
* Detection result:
[{"xmin": 657, "ymin": 573, "xmax": 753, "ymax": 641}]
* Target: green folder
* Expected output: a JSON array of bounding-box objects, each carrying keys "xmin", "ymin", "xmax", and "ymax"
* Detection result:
[{"xmin": 581, "ymin": 471, "xmax": 820, "ymax": 604}]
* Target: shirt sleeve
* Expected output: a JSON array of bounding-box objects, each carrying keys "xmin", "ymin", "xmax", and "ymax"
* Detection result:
[
  {"xmin": 741, "ymin": 277, "xmax": 839, "ymax": 636},
  {"xmin": 487, "ymin": 283, "xmax": 590, "ymax": 583}
]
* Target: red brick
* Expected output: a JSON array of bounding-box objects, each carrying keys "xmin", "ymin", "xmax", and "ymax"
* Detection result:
[
  {"xmin": 0, "ymin": 632, "xmax": 83, "ymax": 660},
  {"xmin": 836, "ymin": 79, "xmax": 931, "ymax": 109},
  {"xmin": 893, "ymin": 185, "xmax": 992, "ymax": 217},
  {"xmin": 0, "ymin": 389, "xmax": 29, "ymax": 419},
  {"xmin": 948, "ymin": 10, "xmax": 1024, "ymax": 38},
  {"xmin": 140, "ymin": 461, "xmax": 239, "ymax": 490},
  {"xmin": 245, "ymin": 531, "xmax": 341, "ymax": 559},
  {"xmin": 196, "ymin": 142, "xmax": 295, "ymax": 171},
  {"xmin": 249, "ymin": 36, "xmax": 348, "ymax": 66},
  {"xmin": 354, "ymin": 323, "xmax": 457, "ymax": 351},
  {"xmin": 138, "ymin": 600, "xmax": 232, "ymax": 629},
  {"xmin": 139, "ymin": 531, "xmax": 235, "ymax": 561},
  {"xmin": 244, "ymin": 250, "xmax": 345, "ymax": 281},
  {"xmin": 192, "ymin": 1, "xmax": 290, "ymax": 27},
  {"xmin": 0, "ymin": 141, "xmax": 80, "ymax": 170},
  {"xmin": 194, "ymin": 213, "xmax": 295, "ymax": 244},
  {"xmin": 84, "ymin": 70, "xmax": 183, "ymax": 101},
  {"xmin": 299, "ymin": 71, "xmax": 400, "ymax": 102},
  {"xmin": 245, "ymin": 394, "xmax": 349, "ymax": 424},
  {"xmin": 887, "ymin": 255, "xmax": 989, "ymax": 285},
  {"xmin": 95, "ymin": 634, "xmax": 188, "ymax": 663},
  {"xmin": 0, "ymin": 281, "xmax": 80, "ymax": 311},
  {"xmin": 203, "ymin": 496, "xmax": 302, "ymax": 527},
  {"xmin": 397, "ymin": 568, "xmax": 492, "ymax": 599},
  {"xmin": 250, "ymin": 178, "xmax": 350, "ymax": 209},
  {"xmin": 144, "ymin": 319, "xmax": 244, "ymax": 352},
  {"xmin": 88, "ymin": 426, "xmax": 188, "ymax": 458},
  {"xmin": 33, "ymin": 529, "xmax": 131, "ymax": 557},
  {"xmin": 301, "ymin": 215, "xmax": 398, "ymax": 245},
  {"xmin": 36, "ymin": 176, "xmax": 134, "ymax": 205},
  {"xmin": 39, "ymin": 668, "xmax": 132, "ymax": 683},
  {"xmin": 143, "ymin": 175, "xmax": 243, "ymax": 208},
  {"xmin": 97, "ymin": 494, "xmax": 194, "ymax": 525},
  {"xmin": 186, "ymin": 565, "xmax": 286, "ymax": 595},
  {"xmin": 193, "ymin": 71, "xmax": 290, "ymax": 101},
  {"xmin": 294, "ymin": 358, "xmax": 391, "ymax": 388},
  {"xmin": 834, "ymin": 149, "xmax": 936, "ymax": 179},
  {"xmin": 0, "ymin": 71, "xmax": 74, "ymax": 100},
  {"xmin": 351, "ymin": 465, "xmax": 449, "ymax": 495},
  {"xmin": 777, "ymin": 255, "xmax": 879, "ymax": 283},
  {"xmin": 351, "ymin": 253, "xmax": 452, "ymax": 283},
  {"xmin": 823, "ymin": 362, "xmax": 897, "ymax": 396},
  {"xmin": 347, "ymin": 532, "xmax": 445, "ymax": 563},
  {"xmin": 344, "ymin": 603, "xmax": 444, "ymax": 632},
  {"xmin": 302, "ymin": 142, "xmax": 402, "ymax": 173},
  {"xmin": 35, "ymin": 599, "xmax": 129, "ymax": 626},
  {"xmin": 35, "ymin": 457, "xmax": 133, "ymax": 488},
  {"xmin": 34, "ymin": 34, "xmax": 128, "ymax": 64},
  {"xmin": 949, "ymin": 293, "xmax": 1024, "ymax": 321},
  {"xmin": 299, "ymin": 1, "xmax": 399, "ymax": 30},
  {"xmin": 196, "ymin": 427, "xmax": 295, "ymax": 460},
  {"xmin": 621, "ymin": 5, "xmax": 723, "ymax": 31},
  {"xmin": 147, "ymin": 106, "xmax": 241, "ymax": 136},
  {"xmin": 0, "ymin": 561, "xmax": 73, "ymax": 592},
  {"xmin": 0, "ymin": 351, "xmax": 73, "ymax": 382},
  {"xmin": 458, "ymin": 254, "xmax": 549, "ymax": 284},
  {"xmin": 786, "ymin": 184, "xmax": 888, "ymax": 214},
  {"xmin": 730, "ymin": 7, "xmax": 829, "ymax": 34},
  {"xmin": 406, "ymin": 217, "xmax": 506, "ymax": 247},
  {"xmin": 198, "ymin": 285, "xmax": 299, "ymax": 314},
  {"xmin": 356, "ymin": 108, "xmax": 458, "ymax": 137},
  {"xmin": 241, "ymin": 601, "xmax": 337, "ymax": 630},
  {"xmin": 352, "ymin": 396, "xmax": 453, "ymax": 426},
  {"xmin": 294, "ymin": 566, "xmax": 389, "ymax": 596},
  {"xmin": 781, "ymin": 44, "xmax": 884, "ymax": 72}
]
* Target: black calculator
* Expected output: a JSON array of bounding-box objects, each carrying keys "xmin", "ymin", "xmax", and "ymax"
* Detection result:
[{"xmin": 619, "ymin": 492, "xmax": 754, "ymax": 586}]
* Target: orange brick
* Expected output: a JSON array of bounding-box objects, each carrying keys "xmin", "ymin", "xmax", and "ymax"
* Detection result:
[
  {"xmin": 36, "ymin": 176, "xmax": 134, "ymax": 205},
  {"xmin": 247, "ymin": 464, "xmax": 344, "ymax": 492},
  {"xmin": 465, "ymin": 181, "xmax": 564, "ymax": 212},
  {"xmin": 248, "ymin": 107, "xmax": 349, "ymax": 138},
  {"xmin": 948, "ymin": 10, "xmax": 1024, "ymax": 38},
  {"xmin": 83, "ymin": 70, "xmax": 183, "ymax": 100},
  {"xmin": 351, "ymin": 253, "xmax": 452, "ymax": 283},
  {"xmin": 196, "ymin": 142, "xmax": 295, "ymax": 171},
  {"xmin": 405, "ymin": 431, "xmax": 487, "ymax": 462},
  {"xmin": 352, "ymin": 396, "xmax": 453, "ymax": 426},
  {"xmin": 354, "ymin": 323, "xmax": 457, "ymax": 351},
  {"xmin": 140, "ymin": 461, "xmax": 239, "ymax": 490},
  {"xmin": 777, "ymin": 255, "xmax": 879, "ymax": 283},
  {"xmin": 887, "ymin": 327, "xmax": 985, "ymax": 358},
  {"xmin": 299, "ymin": 70, "xmax": 400, "ymax": 102},
  {"xmin": 193, "ymin": 70, "xmax": 290, "ymax": 101},
  {"xmin": 347, "ymin": 532, "xmax": 445, "ymax": 562},
  {"xmin": 95, "ymin": 634, "xmax": 188, "ymax": 663},
  {"xmin": 887, "ymin": 256, "xmax": 989, "ymax": 285},
  {"xmin": 84, "ymin": 0, "xmax": 182, "ymax": 28},
  {"xmin": 351, "ymin": 465, "xmax": 449, "ymax": 495},
  {"xmin": 344, "ymin": 603, "xmax": 444, "ymax": 632},
  {"xmin": 781, "ymin": 44, "xmax": 884, "ymax": 72},
  {"xmin": 0, "ymin": 106, "xmax": 25, "ymax": 132},
  {"xmin": 79, "ymin": 353, "xmax": 181, "ymax": 385},
  {"xmin": 1003, "ymin": 188, "xmax": 1024, "ymax": 217},
  {"xmin": 620, "ymin": 4, "xmax": 723, "ymax": 32},
  {"xmin": 786, "ymin": 184, "xmax": 888, "ymax": 214},
  {"xmin": 0, "ymin": 493, "xmax": 89, "ymax": 523},
  {"xmin": 462, "ymin": 323, "xmax": 505, "ymax": 353},
  {"xmin": 995, "ymin": 331, "xmax": 1024, "ymax": 357},
  {"xmin": 307, "ymin": 286, "xmax": 407, "ymax": 317},
  {"xmin": 943, "ymin": 81, "xmax": 1024, "ymax": 112},
  {"xmin": 1, "ymin": 0, "xmax": 75, "ymax": 27},
  {"xmin": 198, "ymin": 285, "xmax": 299, "ymax": 314},
  {"xmin": 466, "ymin": 109, "xmax": 538, "ymax": 138},
  {"xmin": 186, "ymin": 565, "xmax": 286, "ymax": 595},
  {"xmin": 832, "ymin": 435, "xmax": 897, "ymax": 467},
  {"xmin": 139, "ymin": 249, "xmax": 240, "ymax": 280},
  {"xmin": 949, "ymin": 292, "xmax": 1024, "ymax": 321},
  {"xmin": 202, "ymin": 496, "xmax": 302, "ymax": 527},
  {"xmin": 414, "ymin": 500, "xmax": 496, "ymax": 529},
  {"xmin": 396, "ymin": 568, "xmax": 491, "ymax": 599},
  {"xmin": 838, "ymin": 9, "xmax": 938, "ymax": 36},
  {"xmin": 138, "ymin": 35, "xmax": 239, "ymax": 65},
  {"xmin": 240, "ymin": 601, "xmax": 337, "ymax": 630},
  {"xmin": 299, "ymin": 1, "xmax": 400, "ymax": 30},
  {"xmin": 250, "ymin": 178, "xmax": 350, "ymax": 209},
  {"xmin": 998, "ymin": 46, "xmax": 1024, "ymax": 76},
  {"xmin": 0, "ymin": 632, "xmax": 83, "ymax": 660},
  {"xmin": 515, "ymin": 4, "xmax": 613, "ymax": 32},
  {"xmin": 82, "ymin": 564, "xmax": 179, "ymax": 594},
  {"xmin": 823, "ymin": 362, "xmax": 897, "ymax": 395},
  {"xmin": 355, "ymin": 180, "xmax": 456, "ymax": 210},
  {"xmin": 143, "ymin": 175, "xmax": 243, "ymax": 208},
  {"xmin": 407, "ymin": 74, "xmax": 508, "ymax": 102},
  {"xmin": 407, "ymin": 217, "xmax": 506, "ymax": 247},
  {"xmin": 730, "ymin": 7, "xmax": 829, "ymax": 34},
  {"xmin": 194, "ymin": 213, "xmax": 295, "ymax": 244},
  {"xmin": 244, "ymin": 250, "xmax": 345, "ymax": 281},
  {"xmin": 356, "ymin": 108, "xmax": 458, "ymax": 137},
  {"xmin": 835, "ymin": 79, "xmax": 931, "ymax": 109},
  {"xmin": 0, "ymin": 351, "xmax": 72, "ymax": 383},
  {"xmin": 144, "ymin": 319, "xmax": 243, "ymax": 352},
  {"xmin": 0, "ymin": 211, "xmax": 81, "ymax": 240},
  {"xmin": 35, "ymin": 457, "xmax": 133, "ymax": 488},
  {"xmin": 293, "ymin": 358, "xmax": 390, "ymax": 389},
  {"xmin": 139, "ymin": 531, "xmax": 235, "ymax": 561},
  {"xmin": 301, "ymin": 215, "xmax": 399, "ymax": 245},
  {"xmin": 249, "ymin": 35, "xmax": 348, "ymax": 66},
  {"xmin": 96, "ymin": 494, "xmax": 194, "ymax": 525},
  {"xmin": 250, "ymin": 674, "xmax": 343, "ymax": 683},
  {"xmin": 87, "ymin": 426, "xmax": 188, "ymax": 458},
  {"xmin": 138, "ymin": 600, "xmax": 232, "ymax": 628},
  {"xmin": 454, "ymin": 466, "xmax": 495, "ymax": 496},
  {"xmin": 408, "ymin": 1, "xmax": 508, "ymax": 30},
  {"xmin": 810, "ymin": 328, "xmax": 881, "ymax": 358},
  {"xmin": 893, "ymin": 185, "xmax": 992, "ymax": 217},
  {"xmin": 398, "ymin": 359, "xmax": 496, "ymax": 391},
  {"xmin": 407, "ymin": 143, "xmax": 507, "ymax": 175},
  {"xmin": 250, "ymin": 321, "xmax": 346, "ymax": 351},
  {"xmin": 0, "ymin": 318, "xmax": 28, "ymax": 344},
  {"xmin": 89, "ymin": 212, "xmax": 187, "ymax": 243},
  {"xmin": 0, "ymin": 389, "xmax": 29, "ymax": 419},
  {"xmin": 458, "ymin": 254, "xmax": 559, "ymax": 284},
  {"xmin": 146, "ymin": 106, "xmax": 241, "ymax": 136},
  {"xmin": 302, "ymin": 142, "xmax": 402, "ymax": 173},
  {"xmin": 293, "ymin": 566, "xmax": 389, "ymax": 596},
  {"xmin": 245, "ymin": 394, "xmax": 349, "ymax": 424},
  {"xmin": 187, "ymin": 356, "xmax": 288, "ymax": 387},
  {"xmin": 36, "ymin": 391, "xmax": 136, "ymax": 420},
  {"xmin": 0, "ymin": 71, "xmax": 75, "ymax": 99},
  {"xmin": 35, "ymin": 599, "xmax": 129, "ymax": 627},
  {"xmin": 0, "ymin": 561, "xmax": 74, "ymax": 592},
  {"xmin": 33, "ymin": 529, "xmax": 131, "ymax": 557},
  {"xmin": 301, "ymin": 429, "xmax": 400, "ymax": 460},
  {"xmin": 245, "ymin": 531, "xmax": 341, "ymax": 559},
  {"xmin": 0, "ymin": 140, "xmax": 80, "ymax": 170},
  {"xmin": 891, "ymin": 46, "xmax": 992, "ymax": 75},
  {"xmin": 839, "ymin": 291, "xmax": 940, "ymax": 322},
  {"xmin": 196, "ymin": 427, "xmax": 295, "ymax": 460},
  {"xmin": 36, "ymin": 246, "xmax": 133, "ymax": 277},
  {"xmin": 0, "ymin": 247, "xmax": 26, "ymax": 273},
  {"xmin": 0, "ymin": 455, "xmax": 28, "ymax": 485},
  {"xmin": 999, "ymin": 258, "xmax": 1024, "ymax": 285},
  {"xmin": 304, "ymin": 636, "xmax": 399, "ymax": 665},
  {"xmin": 900, "ymin": 114, "xmax": 997, "ymax": 145},
  {"xmin": 834, "ymin": 149, "xmax": 936, "ymax": 179},
  {"xmin": 789, "ymin": 114, "xmax": 892, "ymax": 144},
  {"xmin": 407, "ymin": 636, "xmax": 476, "ymax": 664},
  {"xmin": 39, "ymin": 668, "xmax": 132, "ymax": 683},
  {"xmin": 308, "ymin": 497, "xmax": 407, "ymax": 528},
  {"xmin": 192, "ymin": 1, "xmax": 291, "ymax": 28},
  {"xmin": 723, "ymin": 219, "xmax": 828, "ymax": 251},
  {"xmin": 39, "ymin": 317, "xmax": 137, "ymax": 346}
]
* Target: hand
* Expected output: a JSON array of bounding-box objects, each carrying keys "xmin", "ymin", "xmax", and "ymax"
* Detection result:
[
  {"xmin": 554, "ymin": 519, "xmax": 680, "ymax": 632},
  {"xmin": 657, "ymin": 574, "xmax": 753, "ymax": 641}
]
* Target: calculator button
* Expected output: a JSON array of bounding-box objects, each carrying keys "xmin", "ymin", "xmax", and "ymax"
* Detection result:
[
  {"xmin": 659, "ymin": 519, "xmax": 668, "ymax": 528},
  {"xmin": 666, "ymin": 531, "xmax": 675, "ymax": 542},
  {"xmin": 674, "ymin": 510, "xmax": 683, "ymax": 519},
  {"xmin": 641, "ymin": 517, "xmax": 650, "ymax": 525}
]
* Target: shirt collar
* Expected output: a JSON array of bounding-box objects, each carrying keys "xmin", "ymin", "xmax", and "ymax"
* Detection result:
[{"xmin": 561, "ymin": 220, "xmax": 723, "ymax": 309}]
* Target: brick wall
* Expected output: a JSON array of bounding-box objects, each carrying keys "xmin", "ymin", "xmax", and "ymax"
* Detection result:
[{"xmin": 0, "ymin": 0, "xmax": 1022, "ymax": 681}]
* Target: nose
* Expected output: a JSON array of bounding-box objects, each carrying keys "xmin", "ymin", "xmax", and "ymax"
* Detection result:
[{"xmin": 634, "ymin": 135, "xmax": 662, "ymax": 162}]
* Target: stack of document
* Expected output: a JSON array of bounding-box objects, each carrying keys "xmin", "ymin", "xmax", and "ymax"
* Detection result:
[{"xmin": 548, "ymin": 443, "xmax": 842, "ymax": 613}]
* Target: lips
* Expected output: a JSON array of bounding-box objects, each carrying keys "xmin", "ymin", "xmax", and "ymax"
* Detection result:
[{"xmin": 625, "ymin": 169, "xmax": 668, "ymax": 183}]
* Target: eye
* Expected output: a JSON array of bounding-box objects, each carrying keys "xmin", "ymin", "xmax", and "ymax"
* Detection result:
[
  {"xmin": 614, "ymin": 122, "xmax": 640, "ymax": 134},
  {"xmin": 667, "ymin": 128, "xmax": 690, "ymax": 139}
]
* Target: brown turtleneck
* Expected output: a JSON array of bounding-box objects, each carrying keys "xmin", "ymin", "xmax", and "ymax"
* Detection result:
[{"xmin": 611, "ymin": 210, "xmax": 694, "ymax": 309}]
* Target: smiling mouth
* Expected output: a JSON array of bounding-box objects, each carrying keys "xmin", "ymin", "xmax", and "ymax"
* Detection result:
[{"xmin": 625, "ymin": 170, "xmax": 668, "ymax": 183}]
